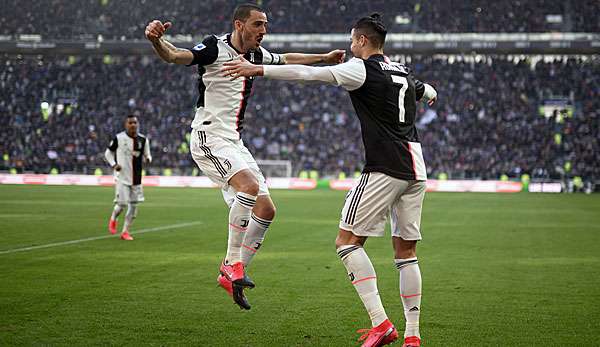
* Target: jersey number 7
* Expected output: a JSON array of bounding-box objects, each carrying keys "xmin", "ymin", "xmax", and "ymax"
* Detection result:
[{"xmin": 391, "ymin": 75, "xmax": 408, "ymax": 123}]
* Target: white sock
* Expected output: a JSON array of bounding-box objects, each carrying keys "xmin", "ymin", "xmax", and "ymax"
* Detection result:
[
  {"xmin": 241, "ymin": 213, "xmax": 272, "ymax": 266},
  {"xmin": 337, "ymin": 245, "xmax": 388, "ymax": 327},
  {"xmin": 395, "ymin": 258, "xmax": 422, "ymax": 338},
  {"xmin": 123, "ymin": 203, "xmax": 137, "ymax": 232},
  {"xmin": 111, "ymin": 204, "xmax": 124, "ymax": 221},
  {"xmin": 225, "ymin": 192, "xmax": 256, "ymax": 265}
]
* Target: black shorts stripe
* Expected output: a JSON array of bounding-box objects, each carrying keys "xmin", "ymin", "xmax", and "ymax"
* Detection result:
[
  {"xmin": 201, "ymin": 148, "xmax": 226, "ymax": 177},
  {"xmin": 345, "ymin": 173, "xmax": 370, "ymax": 225},
  {"xmin": 343, "ymin": 174, "xmax": 368, "ymax": 224},
  {"xmin": 198, "ymin": 131, "xmax": 207, "ymax": 145},
  {"xmin": 251, "ymin": 214, "xmax": 271, "ymax": 228},
  {"xmin": 200, "ymin": 145, "xmax": 227, "ymax": 177},
  {"xmin": 337, "ymin": 245, "xmax": 360, "ymax": 259}
]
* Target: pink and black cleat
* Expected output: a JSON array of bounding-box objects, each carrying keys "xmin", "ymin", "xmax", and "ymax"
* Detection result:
[
  {"xmin": 109, "ymin": 218, "xmax": 118, "ymax": 235},
  {"xmin": 357, "ymin": 319, "xmax": 399, "ymax": 347},
  {"xmin": 402, "ymin": 336, "xmax": 421, "ymax": 347},
  {"xmin": 120, "ymin": 231, "xmax": 133, "ymax": 241}
]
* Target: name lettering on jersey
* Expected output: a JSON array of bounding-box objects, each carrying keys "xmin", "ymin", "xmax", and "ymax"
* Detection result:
[{"xmin": 379, "ymin": 62, "xmax": 408, "ymax": 74}]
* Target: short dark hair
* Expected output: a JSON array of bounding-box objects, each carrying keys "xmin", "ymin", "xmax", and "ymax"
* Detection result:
[
  {"xmin": 352, "ymin": 13, "xmax": 387, "ymax": 49},
  {"xmin": 232, "ymin": 3, "xmax": 265, "ymax": 25},
  {"xmin": 126, "ymin": 114, "xmax": 137, "ymax": 120}
]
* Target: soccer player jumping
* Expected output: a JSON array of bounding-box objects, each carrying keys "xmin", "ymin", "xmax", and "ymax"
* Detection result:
[
  {"xmin": 145, "ymin": 4, "xmax": 344, "ymax": 310},
  {"xmin": 105, "ymin": 114, "xmax": 152, "ymax": 241},
  {"xmin": 222, "ymin": 13, "xmax": 436, "ymax": 347}
]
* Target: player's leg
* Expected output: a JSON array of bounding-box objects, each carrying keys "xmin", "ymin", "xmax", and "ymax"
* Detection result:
[
  {"xmin": 337, "ymin": 172, "xmax": 399, "ymax": 347},
  {"xmin": 241, "ymin": 194, "xmax": 274, "ymax": 266},
  {"xmin": 226, "ymin": 169, "xmax": 259, "ymax": 268},
  {"xmin": 390, "ymin": 180, "xmax": 426, "ymax": 347},
  {"xmin": 109, "ymin": 182, "xmax": 127, "ymax": 235},
  {"xmin": 238, "ymin": 151, "xmax": 275, "ymax": 267},
  {"xmin": 119, "ymin": 184, "xmax": 141, "ymax": 241},
  {"xmin": 191, "ymin": 130, "xmax": 257, "ymax": 308}
]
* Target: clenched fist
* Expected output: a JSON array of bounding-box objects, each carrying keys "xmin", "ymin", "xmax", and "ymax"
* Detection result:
[{"xmin": 145, "ymin": 20, "xmax": 172, "ymax": 42}]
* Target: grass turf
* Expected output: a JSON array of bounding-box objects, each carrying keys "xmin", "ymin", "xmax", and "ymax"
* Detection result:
[{"xmin": 1, "ymin": 185, "xmax": 599, "ymax": 346}]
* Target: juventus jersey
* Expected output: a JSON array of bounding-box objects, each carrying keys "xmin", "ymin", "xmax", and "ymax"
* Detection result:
[
  {"xmin": 187, "ymin": 34, "xmax": 285, "ymax": 140},
  {"xmin": 105, "ymin": 132, "xmax": 151, "ymax": 186},
  {"xmin": 327, "ymin": 55, "xmax": 428, "ymax": 180}
]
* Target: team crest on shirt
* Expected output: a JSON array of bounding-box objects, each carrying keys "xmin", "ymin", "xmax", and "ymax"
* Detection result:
[{"xmin": 192, "ymin": 43, "xmax": 206, "ymax": 51}]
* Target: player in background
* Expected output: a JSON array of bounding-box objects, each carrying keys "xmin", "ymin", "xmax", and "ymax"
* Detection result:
[
  {"xmin": 144, "ymin": 3, "xmax": 345, "ymax": 310},
  {"xmin": 222, "ymin": 13, "xmax": 436, "ymax": 347},
  {"xmin": 105, "ymin": 114, "xmax": 152, "ymax": 241}
]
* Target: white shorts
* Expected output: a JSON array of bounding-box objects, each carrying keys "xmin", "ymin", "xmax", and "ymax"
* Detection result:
[
  {"xmin": 339, "ymin": 172, "xmax": 426, "ymax": 240},
  {"xmin": 190, "ymin": 130, "xmax": 269, "ymax": 206},
  {"xmin": 114, "ymin": 182, "xmax": 144, "ymax": 204}
]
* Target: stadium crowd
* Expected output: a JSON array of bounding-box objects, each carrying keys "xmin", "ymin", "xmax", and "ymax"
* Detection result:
[
  {"xmin": 1, "ymin": 54, "xmax": 598, "ymax": 185},
  {"xmin": 1, "ymin": 0, "xmax": 598, "ymax": 39}
]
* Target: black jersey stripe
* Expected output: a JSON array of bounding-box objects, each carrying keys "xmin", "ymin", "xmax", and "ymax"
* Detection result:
[{"xmin": 346, "ymin": 172, "xmax": 371, "ymax": 225}]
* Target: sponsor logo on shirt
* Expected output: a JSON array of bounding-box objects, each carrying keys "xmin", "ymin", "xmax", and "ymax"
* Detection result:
[{"xmin": 192, "ymin": 43, "xmax": 206, "ymax": 51}]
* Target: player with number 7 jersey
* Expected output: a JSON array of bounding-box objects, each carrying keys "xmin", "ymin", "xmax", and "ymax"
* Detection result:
[{"xmin": 222, "ymin": 12, "xmax": 437, "ymax": 347}]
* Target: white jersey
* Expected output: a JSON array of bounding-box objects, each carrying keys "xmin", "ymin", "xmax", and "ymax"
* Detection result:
[
  {"xmin": 187, "ymin": 34, "xmax": 285, "ymax": 140},
  {"xmin": 104, "ymin": 131, "xmax": 151, "ymax": 186}
]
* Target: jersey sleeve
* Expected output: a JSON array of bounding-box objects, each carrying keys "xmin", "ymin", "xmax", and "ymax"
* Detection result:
[
  {"xmin": 258, "ymin": 46, "xmax": 285, "ymax": 65},
  {"xmin": 144, "ymin": 138, "xmax": 152, "ymax": 163},
  {"xmin": 326, "ymin": 58, "xmax": 367, "ymax": 91},
  {"xmin": 414, "ymin": 79, "xmax": 426, "ymax": 100},
  {"xmin": 108, "ymin": 136, "xmax": 118, "ymax": 151},
  {"xmin": 187, "ymin": 35, "xmax": 219, "ymax": 66}
]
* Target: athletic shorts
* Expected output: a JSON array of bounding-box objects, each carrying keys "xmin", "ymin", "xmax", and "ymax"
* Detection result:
[
  {"xmin": 114, "ymin": 182, "xmax": 144, "ymax": 204},
  {"xmin": 339, "ymin": 172, "xmax": 426, "ymax": 240},
  {"xmin": 190, "ymin": 130, "xmax": 269, "ymax": 206}
]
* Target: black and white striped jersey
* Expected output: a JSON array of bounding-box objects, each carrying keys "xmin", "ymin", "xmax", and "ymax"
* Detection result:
[
  {"xmin": 328, "ymin": 55, "xmax": 428, "ymax": 181},
  {"xmin": 105, "ymin": 132, "xmax": 151, "ymax": 186},
  {"xmin": 187, "ymin": 34, "xmax": 285, "ymax": 140}
]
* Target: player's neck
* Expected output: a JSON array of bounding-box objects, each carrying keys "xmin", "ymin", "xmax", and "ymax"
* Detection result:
[
  {"xmin": 360, "ymin": 48, "xmax": 384, "ymax": 60},
  {"xmin": 126, "ymin": 131, "xmax": 136, "ymax": 138},
  {"xmin": 230, "ymin": 31, "xmax": 247, "ymax": 53}
]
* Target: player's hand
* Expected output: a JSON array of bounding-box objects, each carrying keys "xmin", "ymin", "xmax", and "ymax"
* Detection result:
[
  {"xmin": 221, "ymin": 56, "xmax": 263, "ymax": 80},
  {"xmin": 428, "ymin": 96, "xmax": 437, "ymax": 106},
  {"xmin": 145, "ymin": 20, "xmax": 172, "ymax": 42},
  {"xmin": 113, "ymin": 164, "xmax": 122, "ymax": 171},
  {"xmin": 323, "ymin": 49, "xmax": 346, "ymax": 64}
]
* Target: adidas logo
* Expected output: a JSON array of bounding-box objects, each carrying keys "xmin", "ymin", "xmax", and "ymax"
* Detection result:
[{"xmin": 409, "ymin": 306, "xmax": 419, "ymax": 312}]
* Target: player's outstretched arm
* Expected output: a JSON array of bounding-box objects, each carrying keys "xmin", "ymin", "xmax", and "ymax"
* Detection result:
[
  {"xmin": 145, "ymin": 20, "xmax": 193, "ymax": 65},
  {"xmin": 221, "ymin": 56, "xmax": 337, "ymax": 84},
  {"xmin": 282, "ymin": 50, "xmax": 346, "ymax": 65}
]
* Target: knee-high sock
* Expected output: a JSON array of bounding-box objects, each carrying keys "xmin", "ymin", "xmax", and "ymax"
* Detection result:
[
  {"xmin": 337, "ymin": 245, "xmax": 388, "ymax": 327},
  {"xmin": 111, "ymin": 204, "xmax": 125, "ymax": 221},
  {"xmin": 395, "ymin": 258, "xmax": 422, "ymax": 338},
  {"xmin": 123, "ymin": 203, "xmax": 138, "ymax": 232},
  {"xmin": 241, "ymin": 213, "xmax": 272, "ymax": 266},
  {"xmin": 225, "ymin": 192, "xmax": 256, "ymax": 265}
]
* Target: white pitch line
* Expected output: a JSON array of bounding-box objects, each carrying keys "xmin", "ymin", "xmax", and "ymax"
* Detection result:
[{"xmin": 0, "ymin": 221, "xmax": 203, "ymax": 255}]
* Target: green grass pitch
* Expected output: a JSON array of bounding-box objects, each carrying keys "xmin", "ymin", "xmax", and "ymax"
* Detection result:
[{"xmin": 1, "ymin": 185, "xmax": 599, "ymax": 346}]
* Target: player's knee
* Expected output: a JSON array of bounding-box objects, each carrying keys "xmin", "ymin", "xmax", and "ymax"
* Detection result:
[
  {"xmin": 118, "ymin": 203, "xmax": 127, "ymax": 210},
  {"xmin": 238, "ymin": 180, "xmax": 259, "ymax": 196},
  {"xmin": 259, "ymin": 203, "xmax": 276, "ymax": 220}
]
